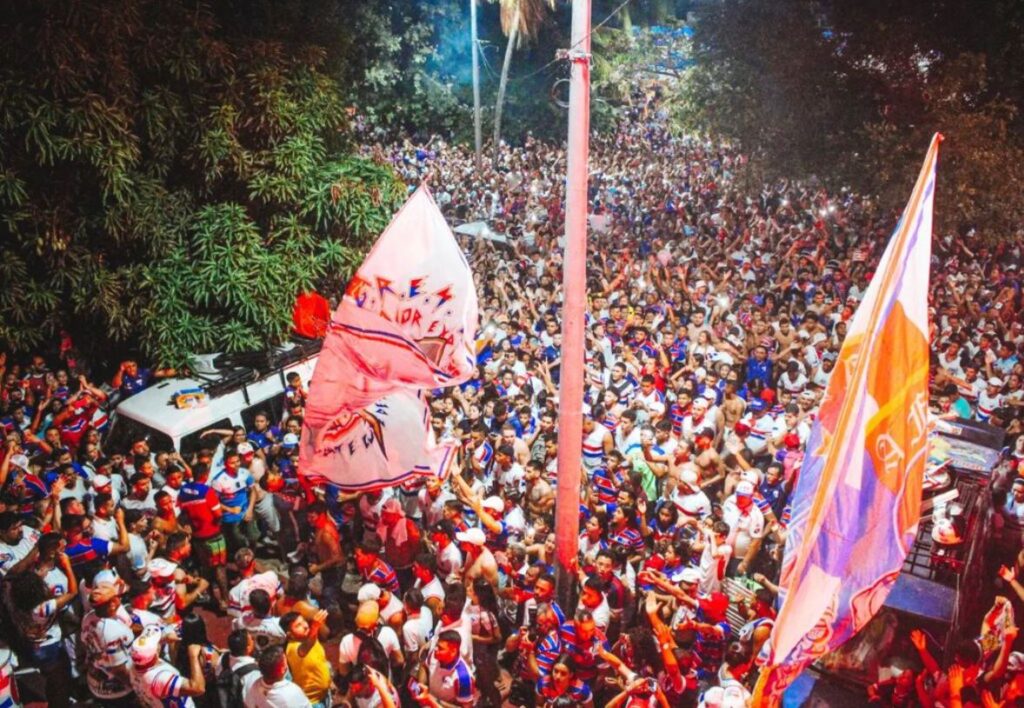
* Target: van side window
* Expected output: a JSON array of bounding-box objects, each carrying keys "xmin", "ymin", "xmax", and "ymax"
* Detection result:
[
  {"xmin": 242, "ymin": 393, "xmax": 285, "ymax": 431},
  {"xmin": 180, "ymin": 418, "xmax": 233, "ymax": 457}
]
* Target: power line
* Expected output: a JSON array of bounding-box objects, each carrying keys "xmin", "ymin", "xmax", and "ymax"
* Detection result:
[{"xmin": 500, "ymin": 0, "xmax": 635, "ymax": 84}]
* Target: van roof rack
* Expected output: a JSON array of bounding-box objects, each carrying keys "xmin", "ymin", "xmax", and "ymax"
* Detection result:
[{"xmin": 198, "ymin": 337, "xmax": 321, "ymax": 402}]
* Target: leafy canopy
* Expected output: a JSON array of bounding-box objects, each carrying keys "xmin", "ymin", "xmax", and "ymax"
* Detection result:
[{"xmin": 0, "ymin": 0, "xmax": 405, "ymax": 368}]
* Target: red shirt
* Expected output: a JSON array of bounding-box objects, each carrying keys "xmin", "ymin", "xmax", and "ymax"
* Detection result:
[{"xmin": 177, "ymin": 482, "xmax": 222, "ymax": 538}]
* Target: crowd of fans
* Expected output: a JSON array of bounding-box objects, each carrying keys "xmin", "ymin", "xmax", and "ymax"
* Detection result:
[{"xmin": 2, "ymin": 87, "xmax": 1024, "ymax": 707}]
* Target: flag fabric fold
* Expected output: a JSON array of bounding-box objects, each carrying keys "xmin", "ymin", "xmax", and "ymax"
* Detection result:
[
  {"xmin": 299, "ymin": 185, "xmax": 478, "ymax": 489},
  {"xmin": 756, "ymin": 134, "xmax": 940, "ymax": 703}
]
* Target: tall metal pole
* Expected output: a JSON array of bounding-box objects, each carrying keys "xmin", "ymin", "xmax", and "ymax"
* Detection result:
[
  {"xmin": 554, "ymin": 0, "xmax": 591, "ymax": 609},
  {"xmin": 470, "ymin": 0, "xmax": 482, "ymax": 170}
]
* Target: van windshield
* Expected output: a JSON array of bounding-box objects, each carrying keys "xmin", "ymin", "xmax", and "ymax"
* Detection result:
[{"xmin": 106, "ymin": 416, "xmax": 175, "ymax": 455}]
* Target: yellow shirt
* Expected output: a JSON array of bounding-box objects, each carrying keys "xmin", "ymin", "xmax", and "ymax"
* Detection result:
[{"xmin": 286, "ymin": 639, "xmax": 332, "ymax": 703}]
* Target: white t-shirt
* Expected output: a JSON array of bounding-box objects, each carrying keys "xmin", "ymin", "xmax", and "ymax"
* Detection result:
[
  {"xmin": 233, "ymin": 613, "xmax": 286, "ymax": 650},
  {"xmin": 402, "ymin": 611, "xmax": 435, "ymax": 654},
  {"xmin": 245, "ymin": 678, "xmax": 313, "ymax": 708},
  {"xmin": 81, "ymin": 611, "xmax": 135, "ymax": 699},
  {"xmin": 130, "ymin": 660, "xmax": 195, "ymax": 708},
  {"xmin": 338, "ymin": 626, "xmax": 403, "ymax": 665},
  {"xmin": 228, "ymin": 571, "xmax": 283, "ymax": 618},
  {"xmin": 722, "ymin": 497, "xmax": 766, "ymax": 558},
  {"xmin": 0, "ymin": 527, "xmax": 40, "ymax": 577}
]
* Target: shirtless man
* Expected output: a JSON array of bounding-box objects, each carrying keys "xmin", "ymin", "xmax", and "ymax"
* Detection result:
[
  {"xmin": 774, "ymin": 317, "xmax": 797, "ymax": 352},
  {"xmin": 305, "ymin": 500, "xmax": 344, "ymax": 631},
  {"xmin": 500, "ymin": 424, "xmax": 531, "ymax": 467},
  {"xmin": 525, "ymin": 461, "xmax": 554, "ymax": 518},
  {"xmin": 721, "ymin": 376, "xmax": 747, "ymax": 430},
  {"xmin": 457, "ymin": 527, "xmax": 499, "ymax": 587}
]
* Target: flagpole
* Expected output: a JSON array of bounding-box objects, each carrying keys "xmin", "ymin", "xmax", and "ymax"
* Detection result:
[
  {"xmin": 554, "ymin": 0, "xmax": 591, "ymax": 609},
  {"xmin": 470, "ymin": 0, "xmax": 482, "ymax": 171}
]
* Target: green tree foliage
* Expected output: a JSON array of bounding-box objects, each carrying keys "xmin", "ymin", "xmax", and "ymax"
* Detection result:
[
  {"xmin": 680, "ymin": 0, "xmax": 1024, "ymax": 235},
  {"xmin": 0, "ymin": 0, "xmax": 405, "ymax": 367}
]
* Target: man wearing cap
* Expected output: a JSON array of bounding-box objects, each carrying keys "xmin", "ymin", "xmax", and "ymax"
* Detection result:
[
  {"xmin": 672, "ymin": 466, "xmax": 713, "ymax": 526},
  {"xmin": 722, "ymin": 481, "xmax": 765, "ymax": 576},
  {"xmin": 456, "ymin": 526, "xmax": 499, "ymax": 587},
  {"xmin": 130, "ymin": 626, "xmax": 208, "ymax": 708},
  {"xmin": 338, "ymin": 600, "xmax": 404, "ymax": 677},
  {"xmin": 81, "ymin": 582, "xmax": 136, "ymax": 704},
  {"xmin": 977, "ymin": 377, "xmax": 1005, "ymax": 423}
]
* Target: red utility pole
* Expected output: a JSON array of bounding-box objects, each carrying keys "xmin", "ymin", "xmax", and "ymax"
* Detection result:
[{"xmin": 554, "ymin": 0, "xmax": 591, "ymax": 609}]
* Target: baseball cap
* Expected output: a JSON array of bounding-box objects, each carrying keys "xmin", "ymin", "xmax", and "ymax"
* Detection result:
[
  {"xmin": 357, "ymin": 583, "xmax": 382, "ymax": 602},
  {"xmin": 1008, "ymin": 651, "xmax": 1024, "ymax": 673},
  {"xmin": 750, "ymin": 399, "xmax": 767, "ymax": 413},
  {"xmin": 7, "ymin": 454, "xmax": 28, "ymax": 471},
  {"xmin": 130, "ymin": 626, "xmax": 163, "ymax": 665},
  {"xmin": 92, "ymin": 474, "xmax": 112, "ymax": 489},
  {"xmin": 237, "ymin": 442, "xmax": 255, "ymax": 455},
  {"xmin": 703, "ymin": 389, "xmax": 718, "ymax": 402},
  {"xmin": 989, "ymin": 377, "xmax": 1004, "ymax": 387},
  {"xmin": 89, "ymin": 583, "xmax": 119, "ymax": 607},
  {"xmin": 482, "ymin": 496, "xmax": 504, "ymax": 512},
  {"xmin": 148, "ymin": 558, "xmax": 177, "ymax": 583},
  {"xmin": 455, "ymin": 527, "xmax": 486, "ymax": 546},
  {"xmin": 736, "ymin": 481, "xmax": 755, "ymax": 497},
  {"xmin": 282, "ymin": 433, "xmax": 299, "ymax": 449},
  {"xmin": 679, "ymin": 567, "xmax": 702, "ymax": 585}
]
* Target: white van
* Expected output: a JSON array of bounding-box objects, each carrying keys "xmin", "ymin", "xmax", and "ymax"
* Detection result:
[{"xmin": 107, "ymin": 340, "xmax": 320, "ymax": 455}]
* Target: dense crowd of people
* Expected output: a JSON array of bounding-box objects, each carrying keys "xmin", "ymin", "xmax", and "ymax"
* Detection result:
[{"xmin": 2, "ymin": 86, "xmax": 1024, "ymax": 707}]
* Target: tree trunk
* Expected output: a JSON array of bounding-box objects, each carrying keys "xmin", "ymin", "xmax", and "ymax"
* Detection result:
[
  {"xmin": 471, "ymin": 0, "xmax": 482, "ymax": 171},
  {"xmin": 652, "ymin": 0, "xmax": 673, "ymax": 25},
  {"xmin": 493, "ymin": 3, "xmax": 520, "ymax": 169}
]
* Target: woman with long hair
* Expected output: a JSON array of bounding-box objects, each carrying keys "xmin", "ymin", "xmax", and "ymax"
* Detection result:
[
  {"xmin": 5, "ymin": 564, "xmax": 77, "ymax": 707},
  {"xmin": 536, "ymin": 653, "xmax": 594, "ymax": 708},
  {"xmin": 467, "ymin": 577, "xmax": 502, "ymax": 706}
]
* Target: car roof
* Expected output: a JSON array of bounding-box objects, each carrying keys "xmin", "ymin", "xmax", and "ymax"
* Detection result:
[{"xmin": 115, "ymin": 355, "xmax": 317, "ymax": 439}]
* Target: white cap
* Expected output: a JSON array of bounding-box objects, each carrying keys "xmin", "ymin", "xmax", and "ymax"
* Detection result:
[
  {"xmin": 282, "ymin": 433, "xmax": 299, "ymax": 447},
  {"xmin": 812, "ymin": 332, "xmax": 828, "ymax": 345},
  {"xmin": 130, "ymin": 626, "xmax": 163, "ymax": 666},
  {"xmin": 798, "ymin": 330, "xmax": 810, "ymax": 339},
  {"xmin": 357, "ymin": 583, "xmax": 382, "ymax": 602},
  {"xmin": 736, "ymin": 481, "xmax": 755, "ymax": 496},
  {"xmin": 692, "ymin": 398, "xmax": 709, "ymax": 411},
  {"xmin": 92, "ymin": 474, "xmax": 112, "ymax": 489},
  {"xmin": 694, "ymin": 367, "xmax": 707, "ymax": 380},
  {"xmin": 237, "ymin": 442, "xmax": 255, "ymax": 455},
  {"xmin": 8, "ymin": 454, "xmax": 28, "ymax": 471},
  {"xmin": 148, "ymin": 558, "xmax": 177, "ymax": 582},
  {"xmin": 93, "ymin": 568, "xmax": 120, "ymax": 588},
  {"xmin": 679, "ymin": 567, "xmax": 702, "ymax": 584},
  {"xmin": 741, "ymin": 469, "xmax": 761, "ymax": 485},
  {"xmin": 482, "ymin": 496, "xmax": 504, "ymax": 512},
  {"xmin": 455, "ymin": 527, "xmax": 487, "ymax": 546},
  {"xmin": 989, "ymin": 377, "xmax": 1004, "ymax": 387}
]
